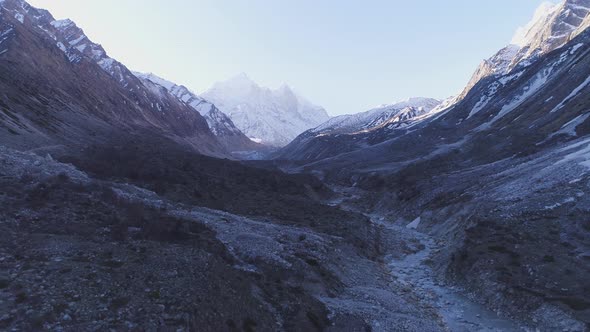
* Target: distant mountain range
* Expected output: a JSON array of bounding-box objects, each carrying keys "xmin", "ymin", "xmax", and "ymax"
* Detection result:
[
  {"xmin": 202, "ymin": 73, "xmax": 330, "ymax": 147},
  {"xmin": 0, "ymin": 0, "xmax": 328, "ymax": 155},
  {"xmin": 133, "ymin": 72, "xmax": 260, "ymax": 152},
  {"xmin": 275, "ymin": 97, "xmax": 441, "ymax": 160}
]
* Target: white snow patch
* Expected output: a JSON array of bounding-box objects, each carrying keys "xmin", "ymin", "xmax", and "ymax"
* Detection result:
[
  {"xmin": 550, "ymin": 75, "xmax": 590, "ymax": 113},
  {"xmin": 545, "ymin": 202, "xmax": 561, "ymax": 210},
  {"xmin": 98, "ymin": 58, "xmax": 114, "ymax": 71},
  {"xmin": 570, "ymin": 43, "xmax": 584, "ymax": 54},
  {"xmin": 67, "ymin": 52, "xmax": 81, "ymax": 63},
  {"xmin": 498, "ymin": 70, "xmax": 525, "ymax": 85},
  {"xmin": 50, "ymin": 19, "xmax": 73, "ymax": 29},
  {"xmin": 556, "ymin": 138, "xmax": 590, "ymax": 169},
  {"xmin": 468, "ymin": 82, "xmax": 500, "ymax": 119},
  {"xmin": 406, "ymin": 217, "xmax": 421, "ymax": 229},
  {"xmin": 56, "ymin": 42, "xmax": 66, "ymax": 52},
  {"xmin": 68, "ymin": 34, "xmax": 85, "ymax": 45},
  {"xmin": 544, "ymin": 197, "xmax": 575, "ymax": 210},
  {"xmin": 14, "ymin": 12, "xmax": 24, "ymax": 23},
  {"xmin": 91, "ymin": 48, "xmax": 104, "ymax": 59},
  {"xmin": 554, "ymin": 113, "xmax": 590, "ymax": 137},
  {"xmin": 497, "ymin": 72, "xmax": 549, "ymax": 118},
  {"xmin": 0, "ymin": 27, "xmax": 13, "ymax": 45},
  {"xmin": 475, "ymin": 68, "xmax": 552, "ymax": 131}
]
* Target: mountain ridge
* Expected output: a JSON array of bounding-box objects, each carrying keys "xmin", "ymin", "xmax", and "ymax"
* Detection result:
[
  {"xmin": 133, "ymin": 72, "xmax": 261, "ymax": 153},
  {"xmin": 202, "ymin": 73, "xmax": 330, "ymax": 147},
  {"xmin": 0, "ymin": 0, "xmax": 229, "ymax": 157},
  {"xmin": 274, "ymin": 97, "xmax": 441, "ymax": 161},
  {"xmin": 461, "ymin": 0, "xmax": 590, "ymax": 100}
]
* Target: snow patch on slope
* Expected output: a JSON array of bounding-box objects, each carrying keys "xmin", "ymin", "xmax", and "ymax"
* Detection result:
[
  {"xmin": 555, "ymin": 113, "xmax": 590, "ymax": 136},
  {"xmin": 556, "ymin": 137, "xmax": 590, "ymax": 169},
  {"xmin": 50, "ymin": 19, "xmax": 73, "ymax": 29},
  {"xmin": 550, "ymin": 75, "xmax": 590, "ymax": 113},
  {"xmin": 14, "ymin": 12, "xmax": 23, "ymax": 23}
]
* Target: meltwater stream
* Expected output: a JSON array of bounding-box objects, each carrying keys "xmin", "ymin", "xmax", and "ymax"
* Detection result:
[
  {"xmin": 329, "ymin": 185, "xmax": 527, "ymax": 331},
  {"xmin": 376, "ymin": 217, "xmax": 525, "ymax": 332}
]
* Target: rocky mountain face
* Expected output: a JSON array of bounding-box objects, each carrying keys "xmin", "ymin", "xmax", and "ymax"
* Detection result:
[
  {"xmin": 275, "ymin": 97, "xmax": 441, "ymax": 160},
  {"xmin": 0, "ymin": 0, "xmax": 228, "ymax": 157},
  {"xmin": 278, "ymin": 0, "xmax": 590, "ymax": 163},
  {"xmin": 513, "ymin": 0, "xmax": 590, "ymax": 61},
  {"xmin": 277, "ymin": 11, "xmax": 590, "ymax": 329},
  {"xmin": 311, "ymin": 97, "xmax": 440, "ymax": 135},
  {"xmin": 202, "ymin": 73, "xmax": 330, "ymax": 147},
  {"xmin": 133, "ymin": 73, "xmax": 260, "ymax": 153},
  {"xmin": 462, "ymin": 0, "xmax": 590, "ymax": 100}
]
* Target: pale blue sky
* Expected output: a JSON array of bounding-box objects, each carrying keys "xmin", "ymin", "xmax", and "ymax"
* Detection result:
[{"xmin": 28, "ymin": 0, "xmax": 551, "ymax": 115}]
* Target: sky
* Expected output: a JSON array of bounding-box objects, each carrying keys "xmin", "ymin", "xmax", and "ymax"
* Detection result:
[{"xmin": 27, "ymin": 0, "xmax": 553, "ymax": 116}]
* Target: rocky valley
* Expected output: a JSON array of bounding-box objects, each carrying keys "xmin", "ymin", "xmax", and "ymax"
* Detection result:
[{"xmin": 1, "ymin": 0, "xmax": 589, "ymax": 331}]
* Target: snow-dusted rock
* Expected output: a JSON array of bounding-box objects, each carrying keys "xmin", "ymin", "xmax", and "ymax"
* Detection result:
[
  {"xmin": 134, "ymin": 72, "xmax": 258, "ymax": 151},
  {"xmin": 311, "ymin": 97, "xmax": 440, "ymax": 135}
]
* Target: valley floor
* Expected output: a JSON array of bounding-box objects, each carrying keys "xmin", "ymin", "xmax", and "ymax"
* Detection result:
[
  {"xmin": 326, "ymin": 186, "xmax": 528, "ymax": 332},
  {"xmin": 0, "ymin": 144, "xmax": 587, "ymax": 331}
]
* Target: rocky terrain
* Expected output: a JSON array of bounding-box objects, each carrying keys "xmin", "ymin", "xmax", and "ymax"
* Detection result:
[
  {"xmin": 1, "ymin": 0, "xmax": 590, "ymax": 331},
  {"xmin": 270, "ymin": 2, "xmax": 590, "ymax": 329},
  {"xmin": 0, "ymin": 140, "xmax": 451, "ymax": 331}
]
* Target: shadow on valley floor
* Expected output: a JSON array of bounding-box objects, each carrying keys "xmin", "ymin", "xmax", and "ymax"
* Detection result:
[{"xmin": 57, "ymin": 134, "xmax": 377, "ymax": 256}]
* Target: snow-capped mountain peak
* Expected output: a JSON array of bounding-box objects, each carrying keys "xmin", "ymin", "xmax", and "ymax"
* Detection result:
[
  {"xmin": 460, "ymin": 0, "xmax": 590, "ymax": 101},
  {"xmin": 133, "ymin": 72, "xmax": 259, "ymax": 151},
  {"xmin": 375, "ymin": 97, "xmax": 443, "ymax": 111},
  {"xmin": 512, "ymin": 0, "xmax": 590, "ymax": 60},
  {"xmin": 511, "ymin": 1, "xmax": 561, "ymax": 47},
  {"xmin": 210, "ymin": 73, "xmax": 258, "ymax": 98},
  {"xmin": 202, "ymin": 74, "xmax": 330, "ymax": 147},
  {"xmin": 231, "ymin": 72, "xmax": 253, "ymax": 82}
]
